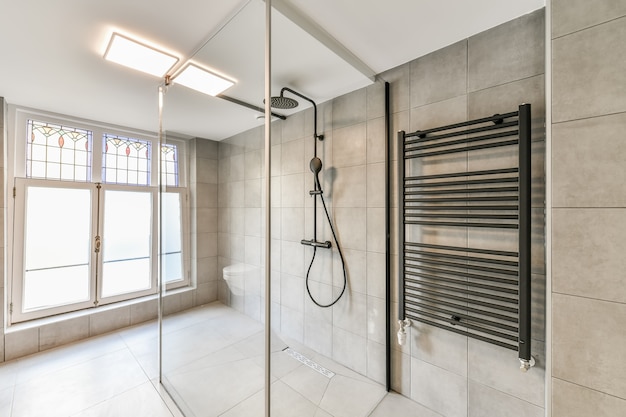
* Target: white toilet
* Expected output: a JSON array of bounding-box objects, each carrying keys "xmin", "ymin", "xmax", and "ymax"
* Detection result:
[{"xmin": 222, "ymin": 263, "xmax": 259, "ymax": 296}]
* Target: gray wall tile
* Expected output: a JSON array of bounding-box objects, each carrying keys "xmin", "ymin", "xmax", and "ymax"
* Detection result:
[
  {"xmin": 89, "ymin": 306, "xmax": 131, "ymax": 336},
  {"xmin": 411, "ymin": 357, "xmax": 468, "ymax": 417},
  {"xmin": 553, "ymin": 17, "xmax": 626, "ymax": 122},
  {"xmin": 4, "ymin": 328, "xmax": 39, "ymax": 361},
  {"xmin": 39, "ymin": 317, "xmax": 90, "ymax": 351},
  {"xmin": 468, "ymin": 9, "xmax": 544, "ymax": 92},
  {"xmin": 553, "ymin": 293, "xmax": 626, "ymax": 399},
  {"xmin": 553, "ymin": 113, "xmax": 626, "ymax": 207},
  {"xmin": 468, "ymin": 339, "xmax": 545, "ymax": 407},
  {"xmin": 332, "ymin": 87, "xmax": 367, "ymax": 130},
  {"xmin": 333, "ymin": 165, "xmax": 367, "ymax": 208},
  {"xmin": 410, "ymin": 322, "xmax": 468, "ymax": 377},
  {"xmin": 552, "ymin": 378, "xmax": 626, "ymax": 417},
  {"xmin": 332, "ymin": 123, "xmax": 367, "ymax": 168},
  {"xmin": 409, "ymin": 95, "xmax": 467, "ymax": 134},
  {"xmin": 410, "ymin": 40, "xmax": 467, "ymax": 108},
  {"xmin": 552, "ymin": 0, "xmax": 626, "ymax": 38},
  {"xmin": 469, "ymin": 381, "xmax": 544, "ymax": 417},
  {"xmin": 553, "ymin": 208, "xmax": 626, "ymax": 303}
]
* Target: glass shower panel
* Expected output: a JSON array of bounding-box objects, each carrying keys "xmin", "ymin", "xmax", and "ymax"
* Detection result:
[{"xmin": 159, "ymin": 1, "xmax": 266, "ymax": 416}]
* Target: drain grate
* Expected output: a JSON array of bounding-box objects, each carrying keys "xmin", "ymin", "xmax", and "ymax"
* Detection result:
[{"xmin": 283, "ymin": 347, "xmax": 335, "ymax": 378}]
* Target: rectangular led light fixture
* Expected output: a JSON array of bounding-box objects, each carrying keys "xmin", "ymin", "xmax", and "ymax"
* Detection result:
[
  {"xmin": 104, "ymin": 33, "xmax": 178, "ymax": 78},
  {"xmin": 173, "ymin": 64, "xmax": 235, "ymax": 96}
]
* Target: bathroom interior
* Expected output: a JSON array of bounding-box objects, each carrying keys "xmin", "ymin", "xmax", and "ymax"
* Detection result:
[{"xmin": 1, "ymin": 0, "xmax": 625, "ymax": 416}]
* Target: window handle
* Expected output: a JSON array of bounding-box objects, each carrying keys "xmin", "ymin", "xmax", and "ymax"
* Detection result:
[{"xmin": 95, "ymin": 236, "xmax": 101, "ymax": 253}]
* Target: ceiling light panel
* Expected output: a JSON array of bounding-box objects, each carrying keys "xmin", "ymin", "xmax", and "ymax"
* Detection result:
[
  {"xmin": 104, "ymin": 33, "xmax": 178, "ymax": 77},
  {"xmin": 173, "ymin": 64, "xmax": 235, "ymax": 96}
]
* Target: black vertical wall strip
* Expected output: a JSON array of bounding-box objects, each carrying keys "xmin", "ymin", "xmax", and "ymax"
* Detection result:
[
  {"xmin": 517, "ymin": 104, "xmax": 532, "ymax": 361},
  {"xmin": 397, "ymin": 104, "xmax": 532, "ymax": 364},
  {"xmin": 384, "ymin": 82, "xmax": 391, "ymax": 392}
]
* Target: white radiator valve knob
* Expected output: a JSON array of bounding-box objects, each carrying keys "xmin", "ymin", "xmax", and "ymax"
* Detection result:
[
  {"xmin": 397, "ymin": 319, "xmax": 412, "ymax": 346},
  {"xmin": 519, "ymin": 356, "xmax": 536, "ymax": 372}
]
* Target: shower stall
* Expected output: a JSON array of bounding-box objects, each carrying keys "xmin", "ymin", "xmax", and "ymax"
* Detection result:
[{"xmin": 157, "ymin": 1, "xmax": 389, "ymax": 416}]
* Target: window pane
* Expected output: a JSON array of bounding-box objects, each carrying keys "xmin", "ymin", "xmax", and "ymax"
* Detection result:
[
  {"xmin": 101, "ymin": 189, "xmax": 152, "ymax": 297},
  {"xmin": 23, "ymin": 186, "xmax": 92, "ymax": 311},
  {"xmin": 102, "ymin": 134, "xmax": 151, "ymax": 186},
  {"xmin": 26, "ymin": 120, "xmax": 92, "ymax": 181},
  {"xmin": 161, "ymin": 144, "xmax": 179, "ymax": 186},
  {"xmin": 162, "ymin": 192, "xmax": 183, "ymax": 283}
]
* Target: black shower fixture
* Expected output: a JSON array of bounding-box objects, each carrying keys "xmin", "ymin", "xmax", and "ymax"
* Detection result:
[
  {"xmin": 271, "ymin": 87, "xmax": 346, "ymax": 308},
  {"xmin": 270, "ymin": 87, "xmax": 324, "ymax": 145}
]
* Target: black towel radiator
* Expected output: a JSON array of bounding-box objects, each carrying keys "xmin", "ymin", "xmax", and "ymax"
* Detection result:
[{"xmin": 397, "ymin": 104, "xmax": 534, "ymax": 371}]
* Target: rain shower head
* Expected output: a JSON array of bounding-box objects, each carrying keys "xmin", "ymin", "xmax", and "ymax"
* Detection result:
[{"xmin": 270, "ymin": 94, "xmax": 299, "ymax": 109}]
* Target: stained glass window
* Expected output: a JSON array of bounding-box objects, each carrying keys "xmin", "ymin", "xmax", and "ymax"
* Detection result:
[
  {"xmin": 161, "ymin": 144, "xmax": 179, "ymax": 186},
  {"xmin": 26, "ymin": 120, "xmax": 92, "ymax": 181},
  {"xmin": 102, "ymin": 134, "xmax": 151, "ymax": 185}
]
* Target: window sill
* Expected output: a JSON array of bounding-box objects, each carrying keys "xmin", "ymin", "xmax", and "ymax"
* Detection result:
[{"xmin": 5, "ymin": 286, "xmax": 195, "ymax": 335}]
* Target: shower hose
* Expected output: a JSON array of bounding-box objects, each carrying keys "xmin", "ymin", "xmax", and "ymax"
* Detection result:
[{"xmin": 305, "ymin": 190, "xmax": 348, "ymax": 308}]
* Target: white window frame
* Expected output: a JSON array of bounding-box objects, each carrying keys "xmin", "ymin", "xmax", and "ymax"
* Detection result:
[{"xmin": 6, "ymin": 106, "xmax": 190, "ymax": 325}]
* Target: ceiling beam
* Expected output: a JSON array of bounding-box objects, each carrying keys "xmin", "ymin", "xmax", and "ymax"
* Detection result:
[{"xmin": 268, "ymin": 0, "xmax": 377, "ymax": 82}]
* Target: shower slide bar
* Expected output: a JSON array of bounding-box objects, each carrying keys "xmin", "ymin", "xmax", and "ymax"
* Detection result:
[{"xmin": 397, "ymin": 104, "xmax": 533, "ymax": 371}]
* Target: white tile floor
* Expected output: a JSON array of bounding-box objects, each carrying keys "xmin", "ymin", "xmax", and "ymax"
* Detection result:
[{"xmin": 0, "ymin": 302, "xmax": 440, "ymax": 417}]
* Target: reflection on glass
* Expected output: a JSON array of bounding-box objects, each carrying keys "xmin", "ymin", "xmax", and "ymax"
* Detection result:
[
  {"xmin": 162, "ymin": 192, "xmax": 183, "ymax": 283},
  {"xmin": 101, "ymin": 189, "xmax": 152, "ymax": 297},
  {"xmin": 23, "ymin": 186, "xmax": 91, "ymax": 310}
]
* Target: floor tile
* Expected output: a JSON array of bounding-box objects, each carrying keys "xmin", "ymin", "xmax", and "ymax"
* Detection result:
[
  {"xmin": 319, "ymin": 375, "xmax": 387, "ymax": 417},
  {"xmin": 369, "ymin": 392, "xmax": 443, "ymax": 417},
  {"xmin": 71, "ymin": 382, "xmax": 175, "ymax": 417},
  {"xmin": 12, "ymin": 349, "xmax": 148, "ymax": 417}
]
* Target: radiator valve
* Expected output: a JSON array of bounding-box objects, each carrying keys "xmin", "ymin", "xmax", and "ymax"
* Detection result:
[
  {"xmin": 397, "ymin": 318, "xmax": 412, "ymax": 346},
  {"xmin": 519, "ymin": 356, "xmax": 536, "ymax": 372}
]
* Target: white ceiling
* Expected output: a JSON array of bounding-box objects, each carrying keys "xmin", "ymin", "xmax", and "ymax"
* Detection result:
[{"xmin": 0, "ymin": 0, "xmax": 544, "ymax": 140}]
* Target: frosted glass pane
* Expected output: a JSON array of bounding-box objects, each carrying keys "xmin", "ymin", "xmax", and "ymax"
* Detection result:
[
  {"xmin": 101, "ymin": 190, "xmax": 152, "ymax": 297},
  {"xmin": 102, "ymin": 258, "xmax": 150, "ymax": 297},
  {"xmin": 25, "ymin": 187, "xmax": 92, "ymax": 270},
  {"xmin": 24, "ymin": 265, "xmax": 90, "ymax": 311},
  {"xmin": 162, "ymin": 193, "xmax": 182, "ymax": 253},
  {"xmin": 23, "ymin": 186, "xmax": 92, "ymax": 311},
  {"xmin": 163, "ymin": 252, "xmax": 182, "ymax": 283}
]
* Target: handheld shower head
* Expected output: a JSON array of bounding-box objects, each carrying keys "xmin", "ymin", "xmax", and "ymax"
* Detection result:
[{"xmin": 310, "ymin": 157, "xmax": 323, "ymax": 191}]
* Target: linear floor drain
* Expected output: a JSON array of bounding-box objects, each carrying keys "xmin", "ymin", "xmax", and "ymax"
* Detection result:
[{"xmin": 283, "ymin": 347, "xmax": 335, "ymax": 378}]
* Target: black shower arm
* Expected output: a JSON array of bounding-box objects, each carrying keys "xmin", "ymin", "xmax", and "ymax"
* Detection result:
[{"xmin": 280, "ymin": 87, "xmax": 322, "ymax": 142}]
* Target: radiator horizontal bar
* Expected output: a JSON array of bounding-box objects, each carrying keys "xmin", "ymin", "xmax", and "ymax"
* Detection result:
[
  {"xmin": 405, "ymin": 121, "xmax": 518, "ymax": 146},
  {"xmin": 405, "ymin": 272, "xmax": 517, "ymax": 295},
  {"xmin": 406, "ymin": 167, "xmax": 519, "ymax": 181},
  {"xmin": 405, "ymin": 287, "xmax": 519, "ymax": 313},
  {"xmin": 405, "ymin": 177, "xmax": 519, "ymax": 188},
  {"xmin": 405, "ymin": 242, "xmax": 519, "ymax": 258},
  {"xmin": 406, "ymin": 300, "xmax": 519, "ymax": 333},
  {"xmin": 405, "ymin": 248, "xmax": 519, "ymax": 267},
  {"xmin": 405, "ymin": 313, "xmax": 518, "ymax": 351},
  {"xmin": 406, "ymin": 220, "xmax": 519, "ymax": 229},
  {"xmin": 404, "ymin": 112, "xmax": 518, "ymax": 140},
  {"xmin": 405, "ymin": 307, "xmax": 518, "ymax": 341},
  {"xmin": 405, "ymin": 186, "xmax": 519, "ymax": 196},
  {"xmin": 405, "ymin": 205, "xmax": 518, "ymax": 211},
  {"xmin": 405, "ymin": 139, "xmax": 519, "ymax": 159},
  {"xmin": 406, "ymin": 264, "xmax": 518, "ymax": 286},
  {"xmin": 405, "ymin": 255, "xmax": 518, "ymax": 276},
  {"xmin": 405, "ymin": 291, "xmax": 518, "ymax": 322},
  {"xmin": 406, "ymin": 280, "xmax": 518, "ymax": 304},
  {"xmin": 406, "ymin": 196, "xmax": 519, "ymax": 203},
  {"xmin": 405, "ymin": 213, "xmax": 519, "ymax": 220},
  {"xmin": 406, "ymin": 128, "xmax": 519, "ymax": 151}
]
